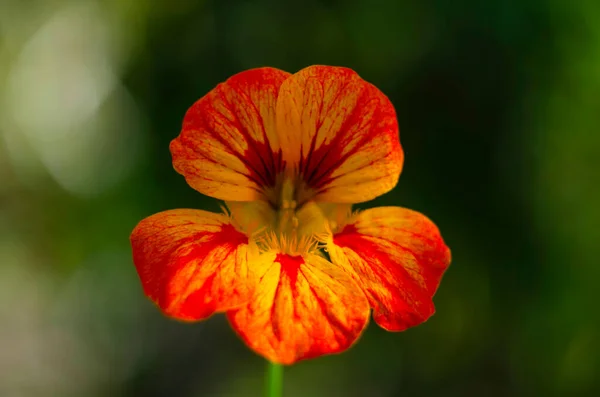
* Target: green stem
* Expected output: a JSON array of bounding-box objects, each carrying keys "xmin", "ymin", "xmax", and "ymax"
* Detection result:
[{"xmin": 265, "ymin": 361, "xmax": 284, "ymax": 397}]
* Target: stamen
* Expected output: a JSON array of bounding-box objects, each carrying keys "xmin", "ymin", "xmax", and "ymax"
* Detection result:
[{"xmin": 259, "ymin": 176, "xmax": 332, "ymax": 256}]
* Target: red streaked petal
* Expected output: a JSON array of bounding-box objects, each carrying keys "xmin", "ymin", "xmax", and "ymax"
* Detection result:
[
  {"xmin": 130, "ymin": 209, "xmax": 254, "ymax": 321},
  {"xmin": 227, "ymin": 252, "xmax": 369, "ymax": 364},
  {"xmin": 276, "ymin": 65, "xmax": 403, "ymax": 203},
  {"xmin": 328, "ymin": 207, "xmax": 451, "ymax": 331},
  {"xmin": 171, "ymin": 67, "xmax": 291, "ymax": 201}
]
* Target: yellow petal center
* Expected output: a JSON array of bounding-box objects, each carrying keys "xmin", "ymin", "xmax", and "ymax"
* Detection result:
[{"xmin": 226, "ymin": 176, "xmax": 350, "ymax": 256}]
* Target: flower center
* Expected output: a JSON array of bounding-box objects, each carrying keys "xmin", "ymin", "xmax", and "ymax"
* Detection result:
[
  {"xmin": 275, "ymin": 178, "xmax": 300, "ymax": 238},
  {"xmin": 278, "ymin": 199, "xmax": 298, "ymax": 233},
  {"xmin": 226, "ymin": 176, "xmax": 349, "ymax": 256}
]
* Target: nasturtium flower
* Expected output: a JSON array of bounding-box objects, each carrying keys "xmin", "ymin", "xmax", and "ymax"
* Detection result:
[{"xmin": 130, "ymin": 65, "xmax": 451, "ymax": 365}]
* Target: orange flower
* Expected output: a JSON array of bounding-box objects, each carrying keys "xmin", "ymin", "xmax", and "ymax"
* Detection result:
[{"xmin": 130, "ymin": 66, "xmax": 451, "ymax": 365}]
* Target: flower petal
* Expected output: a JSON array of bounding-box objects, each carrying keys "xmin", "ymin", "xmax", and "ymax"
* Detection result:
[
  {"xmin": 130, "ymin": 209, "xmax": 255, "ymax": 321},
  {"xmin": 171, "ymin": 67, "xmax": 291, "ymax": 201},
  {"xmin": 327, "ymin": 207, "xmax": 451, "ymax": 331},
  {"xmin": 227, "ymin": 252, "xmax": 369, "ymax": 364},
  {"xmin": 276, "ymin": 65, "xmax": 403, "ymax": 203}
]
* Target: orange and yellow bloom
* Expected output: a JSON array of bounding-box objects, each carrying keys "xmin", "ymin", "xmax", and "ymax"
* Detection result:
[{"xmin": 130, "ymin": 65, "xmax": 451, "ymax": 364}]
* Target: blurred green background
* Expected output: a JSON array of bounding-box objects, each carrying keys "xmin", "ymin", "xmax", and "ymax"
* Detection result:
[{"xmin": 1, "ymin": 0, "xmax": 599, "ymax": 396}]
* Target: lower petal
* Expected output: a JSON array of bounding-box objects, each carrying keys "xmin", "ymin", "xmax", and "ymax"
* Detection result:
[
  {"xmin": 227, "ymin": 252, "xmax": 369, "ymax": 364},
  {"xmin": 130, "ymin": 209, "xmax": 255, "ymax": 321},
  {"xmin": 328, "ymin": 207, "xmax": 451, "ymax": 331}
]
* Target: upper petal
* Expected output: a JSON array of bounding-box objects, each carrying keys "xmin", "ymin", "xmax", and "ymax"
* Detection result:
[
  {"xmin": 276, "ymin": 65, "xmax": 403, "ymax": 203},
  {"xmin": 171, "ymin": 67, "xmax": 291, "ymax": 201},
  {"xmin": 130, "ymin": 209, "xmax": 255, "ymax": 321},
  {"xmin": 227, "ymin": 252, "xmax": 369, "ymax": 364},
  {"xmin": 327, "ymin": 207, "xmax": 451, "ymax": 331}
]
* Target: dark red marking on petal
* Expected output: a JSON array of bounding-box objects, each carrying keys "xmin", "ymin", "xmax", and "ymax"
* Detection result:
[
  {"xmin": 172, "ymin": 67, "xmax": 290, "ymax": 201},
  {"xmin": 330, "ymin": 207, "xmax": 450, "ymax": 331},
  {"xmin": 131, "ymin": 210, "xmax": 254, "ymax": 322}
]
